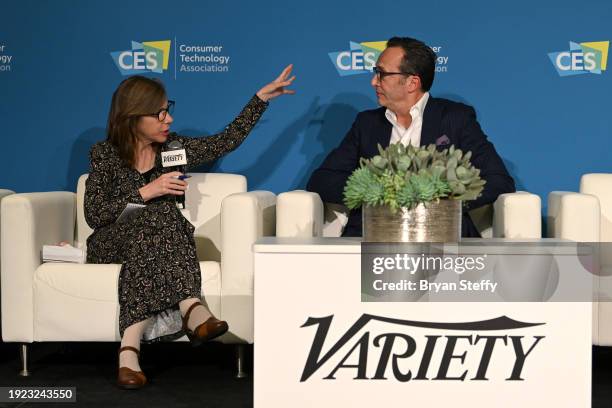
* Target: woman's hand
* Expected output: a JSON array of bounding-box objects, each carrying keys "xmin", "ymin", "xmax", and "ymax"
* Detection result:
[
  {"xmin": 256, "ymin": 64, "xmax": 296, "ymax": 102},
  {"xmin": 139, "ymin": 171, "xmax": 187, "ymax": 202}
]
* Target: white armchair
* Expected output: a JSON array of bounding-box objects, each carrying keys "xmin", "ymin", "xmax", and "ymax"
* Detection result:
[
  {"xmin": 275, "ymin": 191, "xmax": 542, "ymax": 239},
  {"xmin": 0, "ymin": 189, "xmax": 14, "ymax": 201},
  {"xmin": 548, "ymin": 173, "xmax": 612, "ymax": 345},
  {"xmin": 0, "ymin": 190, "xmax": 14, "ymax": 250},
  {"xmin": 0, "ymin": 189, "xmax": 15, "ymax": 330},
  {"xmin": 1, "ymin": 174, "xmax": 275, "ymax": 377}
]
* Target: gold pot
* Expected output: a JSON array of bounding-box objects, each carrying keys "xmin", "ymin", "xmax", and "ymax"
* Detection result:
[{"xmin": 363, "ymin": 200, "xmax": 461, "ymax": 242}]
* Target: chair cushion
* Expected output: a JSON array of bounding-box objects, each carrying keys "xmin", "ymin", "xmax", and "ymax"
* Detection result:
[
  {"xmin": 32, "ymin": 261, "xmax": 220, "ymax": 341},
  {"xmin": 581, "ymin": 173, "xmax": 612, "ymax": 241}
]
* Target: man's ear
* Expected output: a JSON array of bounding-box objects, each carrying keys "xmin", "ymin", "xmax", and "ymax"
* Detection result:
[{"xmin": 408, "ymin": 75, "xmax": 422, "ymax": 92}]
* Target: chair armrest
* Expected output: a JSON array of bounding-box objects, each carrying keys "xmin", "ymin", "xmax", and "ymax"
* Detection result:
[
  {"xmin": 276, "ymin": 190, "xmax": 324, "ymax": 237},
  {"xmin": 1, "ymin": 192, "xmax": 76, "ymax": 342},
  {"xmin": 220, "ymin": 191, "xmax": 275, "ymax": 343},
  {"xmin": 547, "ymin": 191, "xmax": 600, "ymax": 241},
  {"xmin": 276, "ymin": 191, "xmax": 543, "ymax": 239},
  {"xmin": 493, "ymin": 191, "xmax": 541, "ymax": 238},
  {"xmin": 0, "ymin": 189, "xmax": 15, "ymax": 277},
  {"xmin": 220, "ymin": 191, "xmax": 276, "ymax": 295},
  {"xmin": 0, "ymin": 189, "xmax": 14, "ymax": 200}
]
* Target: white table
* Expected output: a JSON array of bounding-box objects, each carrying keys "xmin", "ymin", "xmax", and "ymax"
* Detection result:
[{"xmin": 254, "ymin": 238, "xmax": 591, "ymax": 408}]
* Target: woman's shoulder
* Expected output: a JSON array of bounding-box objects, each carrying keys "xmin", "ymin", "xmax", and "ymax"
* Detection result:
[
  {"xmin": 88, "ymin": 141, "xmax": 125, "ymax": 173},
  {"xmin": 89, "ymin": 140, "xmax": 119, "ymax": 161}
]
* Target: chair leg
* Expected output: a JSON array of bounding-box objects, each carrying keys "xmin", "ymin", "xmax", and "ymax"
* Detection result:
[
  {"xmin": 235, "ymin": 344, "xmax": 247, "ymax": 379},
  {"xmin": 19, "ymin": 344, "xmax": 31, "ymax": 377}
]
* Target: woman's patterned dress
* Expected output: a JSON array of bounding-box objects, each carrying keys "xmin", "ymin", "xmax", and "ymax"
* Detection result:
[{"xmin": 84, "ymin": 95, "xmax": 267, "ymax": 341}]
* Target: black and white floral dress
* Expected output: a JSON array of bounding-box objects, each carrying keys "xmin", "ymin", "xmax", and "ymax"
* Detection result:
[{"xmin": 84, "ymin": 95, "xmax": 267, "ymax": 341}]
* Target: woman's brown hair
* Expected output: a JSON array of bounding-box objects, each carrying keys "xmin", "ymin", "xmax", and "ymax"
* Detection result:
[{"xmin": 106, "ymin": 75, "xmax": 167, "ymax": 167}]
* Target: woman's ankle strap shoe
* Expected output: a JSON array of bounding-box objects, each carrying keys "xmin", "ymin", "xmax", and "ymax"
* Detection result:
[
  {"xmin": 117, "ymin": 347, "xmax": 147, "ymax": 389},
  {"xmin": 194, "ymin": 317, "xmax": 229, "ymax": 342},
  {"xmin": 182, "ymin": 302, "xmax": 229, "ymax": 346},
  {"xmin": 118, "ymin": 346, "xmax": 140, "ymax": 357}
]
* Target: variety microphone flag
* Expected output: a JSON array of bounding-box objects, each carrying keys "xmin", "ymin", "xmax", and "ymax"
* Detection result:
[
  {"xmin": 161, "ymin": 141, "xmax": 187, "ymax": 167},
  {"xmin": 162, "ymin": 140, "xmax": 188, "ymax": 208}
]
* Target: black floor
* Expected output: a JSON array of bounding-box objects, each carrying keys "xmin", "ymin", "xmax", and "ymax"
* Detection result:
[
  {"xmin": 593, "ymin": 346, "xmax": 612, "ymax": 408},
  {"xmin": 0, "ymin": 342, "xmax": 252, "ymax": 408},
  {"xmin": 1, "ymin": 342, "xmax": 611, "ymax": 407}
]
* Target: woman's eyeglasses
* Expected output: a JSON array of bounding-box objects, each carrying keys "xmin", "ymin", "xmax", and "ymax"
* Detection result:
[{"xmin": 143, "ymin": 100, "xmax": 175, "ymax": 122}]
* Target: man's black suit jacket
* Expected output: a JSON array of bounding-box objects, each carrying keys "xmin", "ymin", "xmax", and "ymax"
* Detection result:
[{"xmin": 306, "ymin": 96, "xmax": 516, "ymax": 237}]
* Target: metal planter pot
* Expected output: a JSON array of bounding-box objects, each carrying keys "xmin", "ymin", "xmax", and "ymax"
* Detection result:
[{"xmin": 363, "ymin": 200, "xmax": 462, "ymax": 242}]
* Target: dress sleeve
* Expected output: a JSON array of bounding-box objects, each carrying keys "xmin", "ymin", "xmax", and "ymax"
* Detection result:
[
  {"xmin": 84, "ymin": 144, "xmax": 145, "ymax": 230},
  {"xmin": 172, "ymin": 94, "xmax": 268, "ymax": 169}
]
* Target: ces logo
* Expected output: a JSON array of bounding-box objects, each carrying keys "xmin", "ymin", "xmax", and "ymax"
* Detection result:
[
  {"xmin": 548, "ymin": 41, "xmax": 609, "ymax": 76},
  {"xmin": 111, "ymin": 40, "xmax": 171, "ymax": 75},
  {"xmin": 329, "ymin": 41, "xmax": 449, "ymax": 76},
  {"xmin": 328, "ymin": 41, "xmax": 387, "ymax": 76}
]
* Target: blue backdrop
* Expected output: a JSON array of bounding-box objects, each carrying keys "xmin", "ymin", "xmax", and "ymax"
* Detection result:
[{"xmin": 1, "ymin": 0, "xmax": 610, "ymax": 223}]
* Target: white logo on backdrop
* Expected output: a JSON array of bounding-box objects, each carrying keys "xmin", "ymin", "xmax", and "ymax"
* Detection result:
[
  {"xmin": 0, "ymin": 44, "xmax": 13, "ymax": 72},
  {"xmin": 175, "ymin": 41, "xmax": 231, "ymax": 77}
]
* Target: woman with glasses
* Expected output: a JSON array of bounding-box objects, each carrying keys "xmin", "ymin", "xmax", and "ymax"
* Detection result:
[{"xmin": 84, "ymin": 66, "xmax": 295, "ymax": 389}]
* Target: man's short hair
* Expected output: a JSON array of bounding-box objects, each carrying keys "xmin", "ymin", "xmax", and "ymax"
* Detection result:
[{"xmin": 386, "ymin": 37, "xmax": 436, "ymax": 92}]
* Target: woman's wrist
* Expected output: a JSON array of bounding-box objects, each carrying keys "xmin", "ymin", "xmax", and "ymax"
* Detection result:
[
  {"xmin": 255, "ymin": 92, "xmax": 270, "ymax": 103},
  {"xmin": 138, "ymin": 185, "xmax": 153, "ymax": 202}
]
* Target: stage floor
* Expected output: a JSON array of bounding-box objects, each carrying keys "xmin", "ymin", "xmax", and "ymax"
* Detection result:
[{"xmin": 0, "ymin": 342, "xmax": 611, "ymax": 407}]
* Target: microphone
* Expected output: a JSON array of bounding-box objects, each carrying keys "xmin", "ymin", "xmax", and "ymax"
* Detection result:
[{"xmin": 162, "ymin": 140, "xmax": 188, "ymax": 208}]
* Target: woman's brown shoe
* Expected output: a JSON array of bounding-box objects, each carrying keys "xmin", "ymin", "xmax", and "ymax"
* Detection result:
[
  {"xmin": 182, "ymin": 301, "xmax": 229, "ymax": 347},
  {"xmin": 117, "ymin": 346, "xmax": 147, "ymax": 389}
]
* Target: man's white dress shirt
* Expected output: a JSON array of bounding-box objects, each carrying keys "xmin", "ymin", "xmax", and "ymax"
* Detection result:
[{"xmin": 386, "ymin": 92, "xmax": 430, "ymax": 147}]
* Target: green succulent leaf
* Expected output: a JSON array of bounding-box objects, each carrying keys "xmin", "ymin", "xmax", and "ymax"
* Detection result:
[
  {"xmin": 371, "ymin": 155, "xmax": 387, "ymax": 169},
  {"xmin": 343, "ymin": 143, "xmax": 484, "ymax": 210}
]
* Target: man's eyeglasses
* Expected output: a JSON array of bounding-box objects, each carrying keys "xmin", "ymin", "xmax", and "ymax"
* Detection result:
[
  {"xmin": 144, "ymin": 100, "xmax": 175, "ymax": 122},
  {"xmin": 372, "ymin": 67, "xmax": 415, "ymax": 80}
]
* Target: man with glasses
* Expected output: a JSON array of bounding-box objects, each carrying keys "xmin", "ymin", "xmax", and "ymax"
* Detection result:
[{"xmin": 307, "ymin": 36, "xmax": 515, "ymax": 237}]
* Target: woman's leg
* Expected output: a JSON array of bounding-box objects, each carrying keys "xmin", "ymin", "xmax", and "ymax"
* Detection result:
[
  {"xmin": 179, "ymin": 298, "xmax": 212, "ymax": 331},
  {"xmin": 115, "ymin": 202, "xmax": 202, "ymax": 341},
  {"xmin": 119, "ymin": 318, "xmax": 151, "ymax": 371}
]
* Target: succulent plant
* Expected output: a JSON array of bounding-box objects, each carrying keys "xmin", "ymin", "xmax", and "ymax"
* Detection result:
[
  {"xmin": 343, "ymin": 167, "xmax": 381, "ymax": 209},
  {"xmin": 343, "ymin": 143, "xmax": 485, "ymax": 211}
]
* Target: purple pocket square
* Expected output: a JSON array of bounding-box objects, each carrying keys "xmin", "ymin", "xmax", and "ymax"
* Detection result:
[{"xmin": 435, "ymin": 135, "xmax": 450, "ymax": 146}]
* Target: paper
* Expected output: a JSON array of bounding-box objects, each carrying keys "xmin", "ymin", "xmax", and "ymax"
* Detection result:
[
  {"xmin": 42, "ymin": 244, "xmax": 86, "ymax": 264},
  {"xmin": 116, "ymin": 203, "xmax": 146, "ymax": 223}
]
